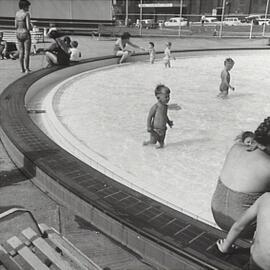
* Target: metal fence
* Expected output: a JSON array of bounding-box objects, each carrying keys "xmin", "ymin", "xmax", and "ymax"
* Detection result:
[{"xmin": 111, "ymin": 0, "xmax": 270, "ymax": 39}]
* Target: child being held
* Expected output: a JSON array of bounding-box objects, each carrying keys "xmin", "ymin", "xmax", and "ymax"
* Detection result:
[
  {"xmin": 217, "ymin": 58, "xmax": 235, "ymax": 98},
  {"xmin": 235, "ymin": 131, "xmax": 254, "ymax": 146},
  {"xmin": 148, "ymin": 42, "xmax": 156, "ymax": 64},
  {"xmin": 143, "ymin": 84, "xmax": 173, "ymax": 148},
  {"xmin": 70, "ymin": 40, "xmax": 82, "ymax": 62},
  {"xmin": 164, "ymin": 42, "xmax": 175, "ymax": 68}
]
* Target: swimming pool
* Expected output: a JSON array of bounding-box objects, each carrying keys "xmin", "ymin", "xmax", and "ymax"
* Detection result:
[{"xmin": 45, "ymin": 50, "xmax": 270, "ymax": 224}]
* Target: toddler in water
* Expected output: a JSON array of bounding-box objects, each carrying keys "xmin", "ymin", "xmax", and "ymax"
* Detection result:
[
  {"xmin": 164, "ymin": 41, "xmax": 175, "ymax": 68},
  {"xmin": 148, "ymin": 42, "xmax": 156, "ymax": 64},
  {"xmin": 143, "ymin": 84, "xmax": 173, "ymax": 148},
  {"xmin": 217, "ymin": 58, "xmax": 235, "ymax": 98},
  {"xmin": 70, "ymin": 40, "xmax": 82, "ymax": 62}
]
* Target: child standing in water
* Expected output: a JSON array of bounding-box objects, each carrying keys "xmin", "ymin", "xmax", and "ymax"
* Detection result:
[
  {"xmin": 164, "ymin": 42, "xmax": 175, "ymax": 68},
  {"xmin": 217, "ymin": 58, "xmax": 235, "ymax": 98},
  {"xmin": 148, "ymin": 42, "xmax": 156, "ymax": 64},
  {"xmin": 143, "ymin": 84, "xmax": 173, "ymax": 148}
]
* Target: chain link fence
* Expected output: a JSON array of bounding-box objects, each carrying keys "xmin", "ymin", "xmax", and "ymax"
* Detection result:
[{"xmin": 108, "ymin": 0, "xmax": 270, "ymax": 39}]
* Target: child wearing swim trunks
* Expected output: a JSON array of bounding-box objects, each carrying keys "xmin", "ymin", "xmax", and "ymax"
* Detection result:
[
  {"xmin": 217, "ymin": 58, "xmax": 235, "ymax": 98},
  {"xmin": 164, "ymin": 42, "xmax": 175, "ymax": 68},
  {"xmin": 143, "ymin": 84, "xmax": 173, "ymax": 148},
  {"xmin": 148, "ymin": 42, "xmax": 156, "ymax": 64}
]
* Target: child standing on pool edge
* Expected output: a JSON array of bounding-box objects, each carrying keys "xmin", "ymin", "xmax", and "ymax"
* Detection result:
[
  {"xmin": 217, "ymin": 58, "xmax": 235, "ymax": 98},
  {"xmin": 143, "ymin": 84, "xmax": 173, "ymax": 148}
]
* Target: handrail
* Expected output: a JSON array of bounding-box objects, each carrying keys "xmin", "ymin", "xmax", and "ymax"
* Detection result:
[{"xmin": 0, "ymin": 208, "xmax": 47, "ymax": 238}]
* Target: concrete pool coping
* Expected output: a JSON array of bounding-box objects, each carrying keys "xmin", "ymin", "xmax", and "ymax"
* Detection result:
[{"xmin": 1, "ymin": 48, "xmax": 265, "ymax": 269}]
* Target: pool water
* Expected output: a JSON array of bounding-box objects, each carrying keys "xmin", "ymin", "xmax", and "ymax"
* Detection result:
[{"xmin": 54, "ymin": 50, "xmax": 270, "ymax": 223}]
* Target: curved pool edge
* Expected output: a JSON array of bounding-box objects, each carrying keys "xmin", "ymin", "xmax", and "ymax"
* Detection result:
[{"xmin": 0, "ymin": 49, "xmax": 258, "ymax": 270}]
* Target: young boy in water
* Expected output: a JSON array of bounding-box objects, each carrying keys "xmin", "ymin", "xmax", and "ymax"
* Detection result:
[
  {"xmin": 217, "ymin": 58, "xmax": 235, "ymax": 98},
  {"xmin": 164, "ymin": 42, "xmax": 175, "ymax": 68},
  {"xmin": 148, "ymin": 42, "xmax": 156, "ymax": 64},
  {"xmin": 143, "ymin": 84, "xmax": 173, "ymax": 148}
]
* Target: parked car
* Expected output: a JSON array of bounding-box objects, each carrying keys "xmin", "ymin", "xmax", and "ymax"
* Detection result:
[
  {"xmin": 164, "ymin": 17, "xmax": 188, "ymax": 27},
  {"xmin": 258, "ymin": 18, "xmax": 270, "ymax": 25},
  {"xmin": 241, "ymin": 14, "xmax": 262, "ymax": 24},
  {"xmin": 223, "ymin": 17, "xmax": 241, "ymax": 26},
  {"xmin": 135, "ymin": 19, "xmax": 158, "ymax": 29},
  {"xmin": 202, "ymin": 17, "xmax": 219, "ymax": 23}
]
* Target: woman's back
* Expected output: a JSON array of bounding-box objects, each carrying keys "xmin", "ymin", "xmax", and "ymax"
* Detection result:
[
  {"xmin": 15, "ymin": 10, "xmax": 28, "ymax": 30},
  {"xmin": 220, "ymin": 143, "xmax": 270, "ymax": 192}
]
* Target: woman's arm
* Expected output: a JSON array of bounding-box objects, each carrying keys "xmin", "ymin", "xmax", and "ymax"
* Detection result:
[
  {"xmin": 127, "ymin": 40, "xmax": 144, "ymax": 50},
  {"xmin": 217, "ymin": 197, "xmax": 260, "ymax": 253},
  {"xmin": 25, "ymin": 12, "xmax": 32, "ymax": 31}
]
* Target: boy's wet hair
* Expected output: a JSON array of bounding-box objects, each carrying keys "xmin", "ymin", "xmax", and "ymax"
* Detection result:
[
  {"xmin": 224, "ymin": 58, "xmax": 235, "ymax": 65},
  {"xmin": 155, "ymin": 84, "xmax": 170, "ymax": 98},
  {"xmin": 149, "ymin": 42, "xmax": 154, "ymax": 47},
  {"xmin": 71, "ymin": 40, "xmax": 78, "ymax": 48},
  {"xmin": 121, "ymin": 32, "xmax": 131, "ymax": 40},
  {"xmin": 254, "ymin": 117, "xmax": 270, "ymax": 146},
  {"xmin": 166, "ymin": 42, "xmax": 172, "ymax": 46}
]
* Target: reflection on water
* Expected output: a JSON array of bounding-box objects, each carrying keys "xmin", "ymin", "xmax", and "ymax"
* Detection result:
[{"xmin": 56, "ymin": 51, "xmax": 270, "ymax": 223}]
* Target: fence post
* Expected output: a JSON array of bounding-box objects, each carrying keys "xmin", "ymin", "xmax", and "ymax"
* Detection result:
[
  {"xmin": 125, "ymin": 0, "xmax": 129, "ymax": 26},
  {"xmin": 139, "ymin": 0, "xmax": 143, "ymax": 36},
  {"xmin": 178, "ymin": 0, "xmax": 183, "ymax": 37},
  {"xmin": 262, "ymin": 0, "xmax": 270, "ymax": 37},
  {"xmin": 249, "ymin": 20, "xmax": 253, "ymax": 39},
  {"xmin": 218, "ymin": 0, "xmax": 226, "ymax": 38}
]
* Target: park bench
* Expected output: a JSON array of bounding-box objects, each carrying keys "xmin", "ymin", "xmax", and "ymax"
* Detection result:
[{"xmin": 0, "ymin": 208, "xmax": 102, "ymax": 270}]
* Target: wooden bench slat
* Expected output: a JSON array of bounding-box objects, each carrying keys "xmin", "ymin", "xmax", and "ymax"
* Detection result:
[
  {"xmin": 40, "ymin": 224, "xmax": 101, "ymax": 270},
  {"xmin": 22, "ymin": 228, "xmax": 73, "ymax": 270},
  {"xmin": 3, "ymin": 31, "xmax": 44, "ymax": 43},
  {"xmin": 6, "ymin": 236, "xmax": 50, "ymax": 270},
  {"xmin": 0, "ymin": 246, "xmax": 23, "ymax": 270}
]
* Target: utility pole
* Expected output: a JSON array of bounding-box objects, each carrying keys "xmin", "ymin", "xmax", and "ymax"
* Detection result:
[
  {"xmin": 262, "ymin": 0, "xmax": 270, "ymax": 37},
  {"xmin": 218, "ymin": 0, "xmax": 226, "ymax": 38},
  {"xmin": 125, "ymin": 0, "xmax": 129, "ymax": 26}
]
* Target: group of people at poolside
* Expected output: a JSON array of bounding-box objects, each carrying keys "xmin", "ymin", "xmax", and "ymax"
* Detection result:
[
  {"xmin": 2, "ymin": 0, "xmax": 82, "ymax": 73},
  {"xmin": 115, "ymin": 32, "xmax": 270, "ymax": 270},
  {"xmin": 5, "ymin": 2, "xmax": 270, "ymax": 267},
  {"xmin": 113, "ymin": 31, "xmax": 176, "ymax": 68}
]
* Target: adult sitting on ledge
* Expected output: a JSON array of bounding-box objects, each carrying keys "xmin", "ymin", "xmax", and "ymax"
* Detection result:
[
  {"xmin": 211, "ymin": 117, "xmax": 270, "ymax": 239},
  {"xmin": 113, "ymin": 32, "xmax": 145, "ymax": 64},
  {"xmin": 45, "ymin": 29, "xmax": 70, "ymax": 68}
]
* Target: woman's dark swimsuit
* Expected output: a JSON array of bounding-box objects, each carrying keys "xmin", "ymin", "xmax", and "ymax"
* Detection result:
[{"xmin": 211, "ymin": 178, "xmax": 263, "ymax": 239}]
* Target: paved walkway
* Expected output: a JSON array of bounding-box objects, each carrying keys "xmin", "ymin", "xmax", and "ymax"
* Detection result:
[{"xmin": 0, "ymin": 36, "xmax": 268, "ymax": 270}]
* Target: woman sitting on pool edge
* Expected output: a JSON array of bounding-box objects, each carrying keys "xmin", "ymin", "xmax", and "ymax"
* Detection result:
[
  {"xmin": 211, "ymin": 117, "xmax": 270, "ymax": 239},
  {"xmin": 45, "ymin": 29, "xmax": 70, "ymax": 67},
  {"xmin": 114, "ymin": 32, "xmax": 145, "ymax": 64}
]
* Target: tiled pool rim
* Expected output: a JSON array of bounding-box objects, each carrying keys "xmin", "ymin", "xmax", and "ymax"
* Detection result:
[{"xmin": 1, "ymin": 49, "xmax": 265, "ymax": 270}]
